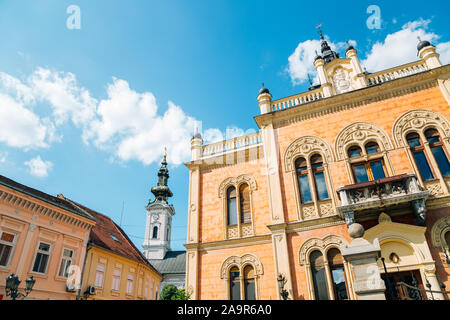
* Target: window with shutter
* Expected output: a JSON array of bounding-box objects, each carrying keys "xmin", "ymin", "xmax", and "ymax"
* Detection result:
[
  {"xmin": 310, "ymin": 250, "xmax": 329, "ymax": 300},
  {"xmin": 239, "ymin": 184, "xmax": 251, "ymax": 224},
  {"xmin": 327, "ymin": 248, "xmax": 348, "ymax": 300},
  {"xmin": 230, "ymin": 266, "xmax": 241, "ymax": 300}
]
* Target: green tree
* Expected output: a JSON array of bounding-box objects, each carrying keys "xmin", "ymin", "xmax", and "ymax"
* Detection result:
[{"xmin": 160, "ymin": 285, "xmax": 190, "ymax": 300}]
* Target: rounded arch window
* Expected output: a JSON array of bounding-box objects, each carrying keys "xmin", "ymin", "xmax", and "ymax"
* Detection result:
[
  {"xmin": 229, "ymin": 266, "xmax": 240, "ymax": 300},
  {"xmin": 310, "ymin": 154, "xmax": 329, "ymax": 200},
  {"xmin": 295, "ymin": 157, "xmax": 312, "ymax": 203},
  {"xmin": 348, "ymin": 146, "xmax": 362, "ymax": 158},
  {"xmin": 226, "ymin": 186, "xmax": 237, "ymax": 226},
  {"xmin": 152, "ymin": 226, "xmax": 158, "ymax": 239},
  {"xmin": 406, "ymin": 132, "xmax": 434, "ymax": 181},
  {"xmin": 310, "ymin": 250, "xmax": 329, "ymax": 300},
  {"xmin": 445, "ymin": 230, "xmax": 450, "ymax": 248},
  {"xmin": 327, "ymin": 248, "xmax": 348, "ymax": 300},
  {"xmin": 239, "ymin": 184, "xmax": 251, "ymax": 224},
  {"xmin": 243, "ymin": 265, "xmax": 256, "ymax": 300},
  {"xmin": 365, "ymin": 141, "xmax": 381, "ymax": 155},
  {"xmin": 424, "ymin": 128, "xmax": 450, "ymax": 177}
]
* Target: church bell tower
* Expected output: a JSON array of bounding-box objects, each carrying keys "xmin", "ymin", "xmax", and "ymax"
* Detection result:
[{"xmin": 142, "ymin": 151, "xmax": 175, "ymax": 260}]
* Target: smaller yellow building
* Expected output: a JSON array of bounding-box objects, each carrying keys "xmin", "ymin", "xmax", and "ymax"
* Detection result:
[{"xmin": 62, "ymin": 197, "xmax": 163, "ymax": 300}]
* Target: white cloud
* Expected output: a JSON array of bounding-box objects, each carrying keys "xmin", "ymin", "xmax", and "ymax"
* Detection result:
[
  {"xmin": 287, "ymin": 38, "xmax": 356, "ymax": 85},
  {"xmin": 286, "ymin": 18, "xmax": 450, "ymax": 84},
  {"xmin": 0, "ymin": 93, "xmax": 50, "ymax": 149},
  {"xmin": 362, "ymin": 19, "xmax": 450, "ymax": 72},
  {"xmin": 0, "ymin": 68, "xmax": 252, "ymax": 166},
  {"xmin": 25, "ymin": 156, "xmax": 53, "ymax": 177}
]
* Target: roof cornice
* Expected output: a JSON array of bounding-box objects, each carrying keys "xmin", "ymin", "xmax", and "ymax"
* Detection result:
[{"xmin": 254, "ymin": 64, "xmax": 450, "ymax": 129}]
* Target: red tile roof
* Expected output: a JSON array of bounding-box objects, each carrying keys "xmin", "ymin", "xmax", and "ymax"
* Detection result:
[{"xmin": 63, "ymin": 197, "xmax": 160, "ymax": 275}]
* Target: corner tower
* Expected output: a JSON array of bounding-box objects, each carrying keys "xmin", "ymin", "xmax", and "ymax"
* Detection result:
[{"xmin": 143, "ymin": 152, "xmax": 175, "ymax": 260}]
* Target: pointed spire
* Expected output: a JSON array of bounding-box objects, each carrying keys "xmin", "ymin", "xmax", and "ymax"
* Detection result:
[
  {"xmin": 315, "ymin": 24, "xmax": 339, "ymax": 64},
  {"xmin": 150, "ymin": 150, "xmax": 173, "ymax": 203}
]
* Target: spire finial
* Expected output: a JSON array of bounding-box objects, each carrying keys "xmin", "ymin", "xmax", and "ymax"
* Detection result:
[
  {"xmin": 316, "ymin": 23, "xmax": 324, "ymax": 40},
  {"xmin": 163, "ymin": 146, "xmax": 167, "ymax": 158}
]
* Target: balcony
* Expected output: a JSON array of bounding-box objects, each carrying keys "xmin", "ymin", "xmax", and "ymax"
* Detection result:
[{"xmin": 336, "ymin": 174, "xmax": 430, "ymax": 226}]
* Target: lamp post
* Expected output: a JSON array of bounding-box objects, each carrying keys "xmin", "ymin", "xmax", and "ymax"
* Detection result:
[
  {"xmin": 277, "ymin": 274, "xmax": 289, "ymax": 300},
  {"xmin": 5, "ymin": 274, "xmax": 36, "ymax": 300}
]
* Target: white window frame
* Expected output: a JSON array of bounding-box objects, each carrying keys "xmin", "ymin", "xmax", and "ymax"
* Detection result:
[
  {"xmin": 32, "ymin": 241, "xmax": 52, "ymax": 274},
  {"xmin": 58, "ymin": 248, "xmax": 74, "ymax": 278},
  {"xmin": 126, "ymin": 274, "xmax": 134, "ymax": 295},
  {"xmin": 0, "ymin": 230, "xmax": 17, "ymax": 268},
  {"xmin": 94, "ymin": 264, "xmax": 106, "ymax": 288},
  {"xmin": 145, "ymin": 279, "xmax": 149, "ymax": 299},
  {"xmin": 112, "ymin": 268, "xmax": 121, "ymax": 291}
]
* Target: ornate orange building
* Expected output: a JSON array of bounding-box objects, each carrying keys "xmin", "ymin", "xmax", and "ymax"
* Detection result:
[{"xmin": 184, "ymin": 31, "xmax": 450, "ymax": 300}]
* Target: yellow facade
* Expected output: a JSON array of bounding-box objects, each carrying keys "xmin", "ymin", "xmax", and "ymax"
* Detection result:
[{"xmin": 80, "ymin": 245, "xmax": 162, "ymax": 300}]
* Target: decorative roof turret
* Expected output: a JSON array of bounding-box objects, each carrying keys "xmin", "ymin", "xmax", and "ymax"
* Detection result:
[
  {"xmin": 150, "ymin": 150, "xmax": 173, "ymax": 203},
  {"xmin": 417, "ymin": 37, "xmax": 433, "ymax": 52},
  {"xmin": 317, "ymin": 24, "xmax": 339, "ymax": 64},
  {"xmin": 259, "ymin": 83, "xmax": 270, "ymax": 95}
]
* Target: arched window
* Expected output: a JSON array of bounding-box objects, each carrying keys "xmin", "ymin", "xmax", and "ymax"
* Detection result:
[
  {"xmin": 327, "ymin": 248, "xmax": 348, "ymax": 300},
  {"xmin": 348, "ymin": 142, "xmax": 387, "ymax": 184},
  {"xmin": 406, "ymin": 132, "xmax": 434, "ymax": 181},
  {"xmin": 425, "ymin": 128, "xmax": 450, "ymax": 177},
  {"xmin": 243, "ymin": 265, "xmax": 256, "ymax": 300},
  {"xmin": 295, "ymin": 157, "xmax": 312, "ymax": 203},
  {"xmin": 152, "ymin": 226, "xmax": 158, "ymax": 239},
  {"xmin": 229, "ymin": 266, "xmax": 240, "ymax": 300},
  {"xmin": 227, "ymin": 187, "xmax": 237, "ymax": 226},
  {"xmin": 446, "ymin": 231, "xmax": 450, "ymax": 248},
  {"xmin": 239, "ymin": 184, "xmax": 251, "ymax": 224},
  {"xmin": 311, "ymin": 154, "xmax": 329, "ymax": 200},
  {"xmin": 310, "ymin": 250, "xmax": 329, "ymax": 300}
]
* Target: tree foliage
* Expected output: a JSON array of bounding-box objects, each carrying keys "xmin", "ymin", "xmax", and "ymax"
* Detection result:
[{"xmin": 160, "ymin": 285, "xmax": 190, "ymax": 300}]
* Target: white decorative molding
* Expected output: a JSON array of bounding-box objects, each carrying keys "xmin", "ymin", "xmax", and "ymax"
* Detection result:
[
  {"xmin": 392, "ymin": 109, "xmax": 450, "ymax": 148},
  {"xmin": 335, "ymin": 122, "xmax": 394, "ymax": 161},
  {"xmin": 220, "ymin": 254, "xmax": 264, "ymax": 279},
  {"xmin": 298, "ymin": 235, "xmax": 348, "ymax": 265},
  {"xmin": 218, "ymin": 174, "xmax": 257, "ymax": 198},
  {"xmin": 284, "ymin": 136, "xmax": 334, "ymax": 172},
  {"xmin": 430, "ymin": 216, "xmax": 450, "ymax": 248}
]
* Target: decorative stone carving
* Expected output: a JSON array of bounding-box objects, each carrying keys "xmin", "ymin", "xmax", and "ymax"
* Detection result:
[
  {"xmin": 218, "ymin": 174, "xmax": 257, "ymax": 198},
  {"xmin": 430, "ymin": 216, "xmax": 450, "ymax": 248},
  {"xmin": 298, "ymin": 235, "xmax": 348, "ymax": 265},
  {"xmin": 284, "ymin": 136, "xmax": 334, "ymax": 172},
  {"xmin": 302, "ymin": 204, "xmax": 317, "ymax": 219},
  {"xmin": 392, "ymin": 109, "xmax": 450, "ymax": 148},
  {"xmin": 424, "ymin": 180, "xmax": 444, "ymax": 197},
  {"xmin": 412, "ymin": 198, "xmax": 427, "ymax": 226},
  {"xmin": 319, "ymin": 202, "xmax": 334, "ymax": 217},
  {"xmin": 335, "ymin": 122, "xmax": 394, "ymax": 160},
  {"xmin": 220, "ymin": 254, "xmax": 264, "ymax": 279}
]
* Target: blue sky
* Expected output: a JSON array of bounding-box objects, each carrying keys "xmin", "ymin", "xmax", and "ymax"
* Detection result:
[{"xmin": 0, "ymin": 0, "xmax": 449, "ymax": 251}]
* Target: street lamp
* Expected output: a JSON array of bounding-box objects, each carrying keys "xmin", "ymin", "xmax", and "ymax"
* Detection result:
[
  {"xmin": 5, "ymin": 274, "xmax": 36, "ymax": 300},
  {"xmin": 277, "ymin": 274, "xmax": 289, "ymax": 300}
]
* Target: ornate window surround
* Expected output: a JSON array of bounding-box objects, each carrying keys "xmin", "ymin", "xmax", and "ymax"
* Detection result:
[
  {"xmin": 218, "ymin": 175, "xmax": 257, "ymax": 239},
  {"xmin": 284, "ymin": 136, "xmax": 337, "ymax": 221},
  {"xmin": 220, "ymin": 254, "xmax": 263, "ymax": 300},
  {"xmin": 298, "ymin": 235, "xmax": 353, "ymax": 300},
  {"xmin": 392, "ymin": 109, "xmax": 450, "ymax": 195},
  {"xmin": 335, "ymin": 122, "xmax": 395, "ymax": 184},
  {"xmin": 430, "ymin": 216, "xmax": 450, "ymax": 264}
]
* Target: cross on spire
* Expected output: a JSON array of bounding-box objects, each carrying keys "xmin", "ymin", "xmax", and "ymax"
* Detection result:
[{"xmin": 316, "ymin": 23, "xmax": 324, "ymax": 40}]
